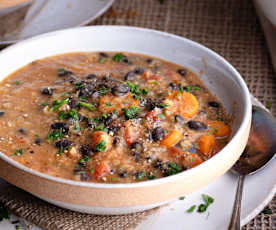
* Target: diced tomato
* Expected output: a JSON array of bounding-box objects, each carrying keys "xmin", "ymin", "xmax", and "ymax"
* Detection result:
[{"xmin": 94, "ymin": 162, "xmax": 110, "ymax": 179}]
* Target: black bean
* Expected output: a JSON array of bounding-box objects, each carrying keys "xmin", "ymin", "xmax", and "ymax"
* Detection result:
[
  {"xmin": 122, "ymin": 55, "xmax": 132, "ymax": 65},
  {"xmin": 152, "ymin": 127, "xmax": 164, "ymax": 141},
  {"xmin": 40, "ymin": 87, "xmax": 54, "ymax": 96},
  {"xmin": 58, "ymin": 69, "xmax": 73, "ymax": 77},
  {"xmin": 131, "ymin": 142, "xmax": 143, "ymax": 153},
  {"xmin": 0, "ymin": 111, "xmax": 4, "ymax": 117},
  {"xmin": 177, "ymin": 69, "xmax": 187, "ymax": 77},
  {"xmin": 51, "ymin": 122, "xmax": 69, "ymax": 134},
  {"xmin": 29, "ymin": 150, "xmax": 34, "ymax": 154},
  {"xmin": 146, "ymin": 58, "xmax": 153, "ymax": 64},
  {"xmin": 99, "ymin": 52, "xmax": 109, "ymax": 58},
  {"xmin": 78, "ymin": 83, "xmax": 96, "ymax": 98},
  {"xmin": 111, "ymin": 84, "xmax": 129, "ymax": 96},
  {"xmin": 80, "ymin": 144, "xmax": 94, "ymax": 157},
  {"xmin": 17, "ymin": 128, "xmax": 27, "ymax": 135},
  {"xmin": 112, "ymin": 136, "xmax": 120, "ymax": 147},
  {"xmin": 85, "ymin": 74, "xmax": 97, "ymax": 80},
  {"xmin": 66, "ymin": 76, "xmax": 77, "ymax": 83},
  {"xmin": 104, "ymin": 116, "xmax": 113, "ymax": 126},
  {"xmin": 134, "ymin": 67, "xmax": 144, "ymax": 75},
  {"xmin": 68, "ymin": 98, "xmax": 79, "ymax": 109},
  {"xmin": 118, "ymin": 170, "xmax": 128, "ymax": 178},
  {"xmin": 108, "ymin": 126, "xmax": 120, "ymax": 135},
  {"xmin": 55, "ymin": 139, "xmax": 73, "ymax": 148},
  {"xmin": 75, "ymin": 171, "xmax": 91, "ymax": 181},
  {"xmin": 153, "ymin": 159, "xmax": 163, "ymax": 169},
  {"xmin": 187, "ymin": 146, "xmax": 197, "ymax": 153},
  {"xmin": 174, "ymin": 115, "xmax": 184, "ymax": 125},
  {"xmin": 34, "ymin": 138, "xmax": 41, "ymax": 145},
  {"xmin": 169, "ymin": 82, "xmax": 179, "ymax": 91},
  {"xmin": 187, "ymin": 121, "xmax": 207, "ymax": 130},
  {"xmin": 124, "ymin": 71, "xmax": 136, "ymax": 81},
  {"xmin": 78, "ymin": 113, "xmax": 85, "ymax": 121},
  {"xmin": 208, "ymin": 101, "xmax": 220, "ymax": 108}
]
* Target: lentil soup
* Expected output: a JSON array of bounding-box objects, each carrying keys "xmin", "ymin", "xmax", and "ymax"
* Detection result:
[{"xmin": 0, "ymin": 52, "xmax": 232, "ymax": 183}]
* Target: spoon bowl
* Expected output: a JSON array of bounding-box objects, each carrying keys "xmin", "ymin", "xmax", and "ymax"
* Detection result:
[{"xmin": 228, "ymin": 105, "xmax": 276, "ymax": 230}]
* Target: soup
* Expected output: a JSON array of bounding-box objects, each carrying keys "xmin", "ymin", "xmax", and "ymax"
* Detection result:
[{"xmin": 0, "ymin": 52, "xmax": 231, "ymax": 183}]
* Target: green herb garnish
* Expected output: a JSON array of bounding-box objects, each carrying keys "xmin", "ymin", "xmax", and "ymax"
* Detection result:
[
  {"xmin": 79, "ymin": 156, "xmax": 90, "ymax": 163},
  {"xmin": 50, "ymin": 98, "xmax": 69, "ymax": 112},
  {"xmin": 78, "ymin": 102, "xmax": 94, "ymax": 111},
  {"xmin": 105, "ymin": 102, "xmax": 112, "ymax": 107},
  {"xmin": 89, "ymin": 167, "xmax": 94, "ymax": 173},
  {"xmin": 122, "ymin": 105, "xmax": 139, "ymax": 119},
  {"xmin": 263, "ymin": 207, "xmax": 273, "ymax": 214},
  {"xmin": 74, "ymin": 82, "xmax": 84, "ymax": 89},
  {"xmin": 165, "ymin": 162, "xmax": 182, "ymax": 176},
  {"xmin": 160, "ymin": 103, "xmax": 169, "ymax": 108},
  {"xmin": 98, "ymin": 86, "xmax": 108, "ymax": 95},
  {"xmin": 40, "ymin": 102, "xmax": 49, "ymax": 107},
  {"xmin": 15, "ymin": 80, "xmax": 21, "ymax": 85},
  {"xmin": 0, "ymin": 202, "xmax": 10, "ymax": 221},
  {"xmin": 136, "ymin": 172, "xmax": 145, "ymax": 180},
  {"xmin": 12, "ymin": 149, "xmax": 24, "ymax": 156},
  {"xmin": 197, "ymin": 194, "xmax": 214, "ymax": 213},
  {"xmin": 112, "ymin": 53, "xmax": 124, "ymax": 62},
  {"xmin": 47, "ymin": 129, "xmax": 64, "ymax": 140},
  {"xmin": 95, "ymin": 140, "xmax": 106, "ymax": 152},
  {"xmin": 179, "ymin": 196, "xmax": 185, "ymax": 200},
  {"xmin": 266, "ymin": 100, "xmax": 272, "ymax": 110},
  {"xmin": 157, "ymin": 93, "xmax": 163, "ymax": 98},
  {"xmin": 98, "ymin": 57, "xmax": 105, "ymax": 63},
  {"xmin": 187, "ymin": 205, "xmax": 196, "ymax": 213},
  {"xmin": 147, "ymin": 175, "xmax": 156, "ymax": 180}
]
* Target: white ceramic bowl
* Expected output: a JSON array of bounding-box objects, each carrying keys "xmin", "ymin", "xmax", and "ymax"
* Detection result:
[
  {"xmin": 0, "ymin": 0, "xmax": 32, "ymax": 17},
  {"xmin": 0, "ymin": 26, "xmax": 252, "ymax": 215}
]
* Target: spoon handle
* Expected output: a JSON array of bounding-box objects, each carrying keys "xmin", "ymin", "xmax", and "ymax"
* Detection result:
[{"xmin": 228, "ymin": 174, "xmax": 245, "ymax": 230}]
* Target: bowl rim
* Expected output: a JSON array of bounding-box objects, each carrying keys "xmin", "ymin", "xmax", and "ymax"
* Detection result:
[{"xmin": 0, "ymin": 25, "xmax": 252, "ymax": 189}]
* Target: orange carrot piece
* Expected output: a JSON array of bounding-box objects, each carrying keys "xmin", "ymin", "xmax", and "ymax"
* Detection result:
[
  {"xmin": 197, "ymin": 134, "xmax": 216, "ymax": 158},
  {"xmin": 208, "ymin": 120, "xmax": 231, "ymax": 138},
  {"xmin": 124, "ymin": 121, "xmax": 139, "ymax": 145},
  {"xmin": 94, "ymin": 162, "xmax": 110, "ymax": 179},
  {"xmin": 91, "ymin": 131, "xmax": 112, "ymax": 151},
  {"xmin": 168, "ymin": 146, "xmax": 183, "ymax": 159},
  {"xmin": 182, "ymin": 152, "xmax": 203, "ymax": 168},
  {"xmin": 164, "ymin": 92, "xmax": 199, "ymax": 118},
  {"xmin": 161, "ymin": 129, "xmax": 182, "ymax": 147}
]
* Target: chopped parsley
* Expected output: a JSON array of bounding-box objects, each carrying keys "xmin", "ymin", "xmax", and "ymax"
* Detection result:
[
  {"xmin": 89, "ymin": 167, "xmax": 94, "ymax": 173},
  {"xmin": 122, "ymin": 105, "xmax": 139, "ymax": 119},
  {"xmin": 40, "ymin": 102, "xmax": 49, "ymax": 107},
  {"xmin": 15, "ymin": 80, "xmax": 21, "ymax": 85},
  {"xmin": 157, "ymin": 93, "xmax": 164, "ymax": 98},
  {"xmin": 12, "ymin": 149, "xmax": 24, "ymax": 156},
  {"xmin": 179, "ymin": 85, "xmax": 200, "ymax": 94},
  {"xmin": 212, "ymin": 128, "xmax": 218, "ymax": 133},
  {"xmin": 263, "ymin": 207, "xmax": 273, "ymax": 215},
  {"xmin": 160, "ymin": 103, "xmax": 169, "ymax": 108},
  {"xmin": 266, "ymin": 100, "xmax": 272, "ymax": 110},
  {"xmin": 179, "ymin": 196, "xmax": 185, "ymax": 200},
  {"xmin": 136, "ymin": 172, "xmax": 145, "ymax": 180},
  {"xmin": 68, "ymin": 109, "xmax": 80, "ymax": 132},
  {"xmin": 79, "ymin": 156, "xmax": 90, "ymax": 163},
  {"xmin": 186, "ymin": 205, "xmax": 196, "ymax": 213},
  {"xmin": 126, "ymin": 81, "xmax": 147, "ymax": 99},
  {"xmin": 57, "ymin": 111, "xmax": 69, "ymax": 120},
  {"xmin": 165, "ymin": 162, "xmax": 182, "ymax": 176},
  {"xmin": 197, "ymin": 194, "xmax": 214, "ymax": 213},
  {"xmin": 104, "ymin": 102, "xmax": 112, "ymax": 107},
  {"xmin": 147, "ymin": 175, "xmax": 156, "ymax": 180},
  {"xmin": 98, "ymin": 86, "xmax": 108, "ymax": 95},
  {"xmin": 78, "ymin": 102, "xmax": 94, "ymax": 111},
  {"xmin": 0, "ymin": 202, "xmax": 10, "ymax": 221},
  {"xmin": 50, "ymin": 98, "xmax": 69, "ymax": 112},
  {"xmin": 47, "ymin": 129, "xmax": 64, "ymax": 140},
  {"xmin": 74, "ymin": 82, "xmax": 84, "ymax": 89},
  {"xmin": 57, "ymin": 146, "xmax": 64, "ymax": 155},
  {"xmin": 98, "ymin": 57, "xmax": 106, "ymax": 63},
  {"xmin": 112, "ymin": 53, "xmax": 124, "ymax": 62},
  {"xmin": 95, "ymin": 140, "xmax": 106, "ymax": 152},
  {"xmin": 217, "ymin": 117, "xmax": 224, "ymax": 121}
]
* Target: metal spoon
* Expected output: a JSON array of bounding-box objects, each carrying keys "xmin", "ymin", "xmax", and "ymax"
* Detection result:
[{"xmin": 228, "ymin": 105, "xmax": 276, "ymax": 230}]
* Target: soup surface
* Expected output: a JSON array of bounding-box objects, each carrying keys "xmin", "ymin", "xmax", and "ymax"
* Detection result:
[{"xmin": 0, "ymin": 52, "xmax": 232, "ymax": 183}]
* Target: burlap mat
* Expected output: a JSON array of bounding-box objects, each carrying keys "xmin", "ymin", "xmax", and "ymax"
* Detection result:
[{"xmin": 0, "ymin": 0, "xmax": 275, "ymax": 229}]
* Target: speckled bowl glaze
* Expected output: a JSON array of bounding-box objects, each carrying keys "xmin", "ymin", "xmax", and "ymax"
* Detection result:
[{"xmin": 0, "ymin": 26, "xmax": 252, "ymax": 215}]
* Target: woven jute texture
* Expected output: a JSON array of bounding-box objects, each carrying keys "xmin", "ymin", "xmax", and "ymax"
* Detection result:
[{"xmin": 0, "ymin": 0, "xmax": 275, "ymax": 229}]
